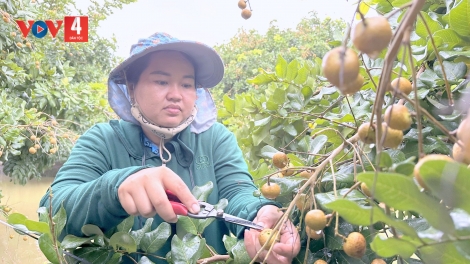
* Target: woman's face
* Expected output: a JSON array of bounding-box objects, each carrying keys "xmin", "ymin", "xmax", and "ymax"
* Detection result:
[{"xmin": 133, "ymin": 51, "xmax": 197, "ymax": 128}]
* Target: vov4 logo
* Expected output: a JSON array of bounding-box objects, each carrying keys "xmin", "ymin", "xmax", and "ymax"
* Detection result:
[{"xmin": 16, "ymin": 16, "xmax": 88, "ymax": 42}]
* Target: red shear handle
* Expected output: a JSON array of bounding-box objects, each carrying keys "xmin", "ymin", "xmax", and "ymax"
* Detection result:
[
  {"xmin": 166, "ymin": 190, "xmax": 189, "ymax": 216},
  {"xmin": 169, "ymin": 201, "xmax": 188, "ymax": 216}
]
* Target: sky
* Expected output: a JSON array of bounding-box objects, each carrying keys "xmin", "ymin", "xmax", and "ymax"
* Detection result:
[{"xmin": 77, "ymin": 0, "xmax": 358, "ymax": 58}]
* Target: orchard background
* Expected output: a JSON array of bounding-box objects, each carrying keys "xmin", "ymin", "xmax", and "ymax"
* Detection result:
[{"xmin": 1, "ymin": 0, "xmax": 470, "ymax": 263}]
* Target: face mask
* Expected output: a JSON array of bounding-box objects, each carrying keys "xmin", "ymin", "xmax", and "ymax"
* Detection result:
[{"xmin": 130, "ymin": 103, "xmax": 198, "ymax": 139}]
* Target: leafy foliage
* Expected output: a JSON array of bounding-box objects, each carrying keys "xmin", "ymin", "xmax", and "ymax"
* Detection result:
[
  {"xmin": 3, "ymin": 182, "xmax": 249, "ymax": 264},
  {"xmin": 216, "ymin": 0, "xmax": 470, "ymax": 263},
  {"xmin": 0, "ymin": 0, "xmax": 130, "ymax": 184}
]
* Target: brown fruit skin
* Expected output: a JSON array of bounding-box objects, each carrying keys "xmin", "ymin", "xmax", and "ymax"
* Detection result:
[
  {"xmin": 352, "ymin": 16, "xmax": 392, "ymax": 59},
  {"xmin": 384, "ymin": 104, "xmax": 412, "ymax": 130},
  {"xmin": 457, "ymin": 117, "xmax": 470, "ymax": 146},
  {"xmin": 238, "ymin": 0, "xmax": 247, "ymax": 9},
  {"xmin": 260, "ymin": 182, "xmax": 281, "ymax": 200},
  {"xmin": 34, "ymin": 144, "xmax": 40, "ymax": 149},
  {"xmin": 281, "ymin": 163, "xmax": 295, "ymax": 176},
  {"xmin": 358, "ymin": 123, "xmax": 376, "ymax": 144},
  {"xmin": 314, "ymin": 260, "xmax": 327, "ymax": 264},
  {"xmin": 453, "ymin": 141, "xmax": 470, "ymax": 165},
  {"xmin": 414, "ymin": 154, "xmax": 454, "ymax": 190},
  {"xmin": 241, "ymin": 9, "xmax": 252, "ymax": 19},
  {"xmin": 295, "ymin": 193, "xmax": 312, "ymax": 212},
  {"xmin": 338, "ymin": 74, "xmax": 364, "ymax": 95},
  {"xmin": 390, "ymin": 77, "xmax": 412, "ymax": 96},
  {"xmin": 272, "ymin": 152, "xmax": 288, "ymax": 169},
  {"xmin": 360, "ymin": 182, "xmax": 372, "ymax": 197},
  {"xmin": 321, "ymin": 47, "xmax": 360, "ymax": 87},
  {"xmin": 299, "ymin": 170, "xmax": 313, "ymax": 179},
  {"xmin": 306, "ymin": 226, "xmax": 323, "ymax": 240},
  {"xmin": 382, "ymin": 123, "xmax": 403, "ymax": 149},
  {"xmin": 28, "ymin": 147, "xmax": 37, "ymax": 154},
  {"xmin": 258, "ymin": 228, "xmax": 278, "ymax": 248},
  {"xmin": 305, "ymin": 209, "xmax": 327, "ymax": 231},
  {"xmin": 343, "ymin": 232, "xmax": 366, "ymax": 259},
  {"xmin": 371, "ymin": 259, "xmax": 386, "ymax": 264}
]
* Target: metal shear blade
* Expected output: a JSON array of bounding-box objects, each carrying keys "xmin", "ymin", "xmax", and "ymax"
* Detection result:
[{"xmin": 188, "ymin": 201, "xmax": 264, "ymax": 231}]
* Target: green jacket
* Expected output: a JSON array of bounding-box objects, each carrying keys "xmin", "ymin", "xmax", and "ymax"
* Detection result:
[{"xmin": 39, "ymin": 120, "xmax": 278, "ymax": 263}]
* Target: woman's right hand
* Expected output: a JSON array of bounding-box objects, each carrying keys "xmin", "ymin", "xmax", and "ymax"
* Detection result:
[{"xmin": 117, "ymin": 166, "xmax": 200, "ymax": 222}]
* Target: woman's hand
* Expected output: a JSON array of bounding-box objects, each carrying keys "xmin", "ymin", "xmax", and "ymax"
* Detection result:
[
  {"xmin": 244, "ymin": 205, "xmax": 301, "ymax": 264},
  {"xmin": 117, "ymin": 166, "xmax": 200, "ymax": 222}
]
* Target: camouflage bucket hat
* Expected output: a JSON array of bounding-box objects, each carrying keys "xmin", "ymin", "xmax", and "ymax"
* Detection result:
[{"xmin": 107, "ymin": 32, "xmax": 224, "ymax": 133}]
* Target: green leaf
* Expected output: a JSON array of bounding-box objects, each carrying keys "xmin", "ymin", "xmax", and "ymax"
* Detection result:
[
  {"xmin": 370, "ymin": 236, "xmax": 416, "ymax": 258},
  {"xmin": 247, "ymin": 73, "xmax": 276, "ymax": 85},
  {"xmin": 451, "ymin": 209, "xmax": 470, "ymax": 259},
  {"xmin": 130, "ymin": 218, "xmax": 154, "ymax": 245},
  {"xmin": 81, "ymin": 224, "xmax": 104, "ymax": 236},
  {"xmin": 378, "ymin": 152, "xmax": 392, "ymax": 168},
  {"xmin": 252, "ymin": 123, "xmax": 271, "ymax": 146},
  {"xmin": 416, "ymin": 11, "xmax": 443, "ymax": 39},
  {"xmin": 141, "ymin": 222, "xmax": 172, "ymax": 253},
  {"xmin": 419, "ymin": 160, "xmax": 470, "ymax": 214},
  {"xmin": 260, "ymin": 145, "xmax": 279, "ymax": 159},
  {"xmin": 324, "ymin": 199, "xmax": 417, "ymax": 237},
  {"xmin": 393, "ymin": 162, "xmax": 415, "ymax": 176},
  {"xmin": 272, "ymin": 87, "xmax": 286, "ymax": 105},
  {"xmin": 275, "ymin": 55, "xmax": 287, "ymax": 79},
  {"xmin": 439, "ymin": 50, "xmax": 470, "ymax": 60},
  {"xmin": 315, "ymin": 189, "xmax": 368, "ymax": 213},
  {"xmin": 433, "ymin": 61, "xmax": 467, "ymax": 82},
  {"xmin": 61, "ymin": 234, "xmax": 94, "ymax": 249},
  {"xmin": 223, "ymin": 94, "xmax": 235, "ymax": 115},
  {"xmin": 231, "ymin": 239, "xmax": 252, "ymax": 264},
  {"xmin": 138, "ymin": 256, "xmax": 156, "ymax": 264},
  {"xmin": 177, "ymin": 215, "xmax": 198, "ymax": 235},
  {"xmin": 117, "ymin": 215, "xmax": 135, "ymax": 233},
  {"xmin": 309, "ymin": 135, "xmax": 328, "ymax": 155},
  {"xmin": 321, "ymin": 174, "xmax": 355, "ymax": 192},
  {"xmin": 171, "ymin": 234, "xmax": 205, "ymax": 264},
  {"xmin": 71, "ymin": 247, "xmax": 115, "ymax": 263},
  {"xmin": 294, "ymin": 65, "xmax": 309, "ymax": 85},
  {"xmin": 7, "ymin": 213, "xmax": 27, "ymax": 225},
  {"xmin": 223, "ymin": 235, "xmax": 238, "ymax": 252},
  {"xmin": 357, "ymin": 172, "xmax": 455, "ymax": 234},
  {"xmin": 433, "ymin": 29, "xmax": 464, "ymax": 49},
  {"xmin": 192, "ymin": 181, "xmax": 213, "ymax": 201},
  {"xmin": 449, "ymin": 0, "xmax": 470, "ymax": 37},
  {"xmin": 39, "ymin": 233, "xmax": 60, "ymax": 264},
  {"xmin": 420, "ymin": 242, "xmax": 470, "ymax": 264},
  {"xmin": 109, "ymin": 231, "xmax": 137, "ymax": 253},
  {"xmin": 286, "ymin": 60, "xmax": 299, "ymax": 82},
  {"xmin": 254, "ymin": 116, "xmax": 271, "ymax": 127},
  {"xmin": 24, "ymin": 219, "xmax": 50, "ymax": 235},
  {"xmin": 52, "ymin": 204, "xmax": 67, "ymax": 238}
]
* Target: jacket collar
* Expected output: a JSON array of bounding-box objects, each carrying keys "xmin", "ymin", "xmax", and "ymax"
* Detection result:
[{"xmin": 109, "ymin": 120, "xmax": 194, "ymax": 167}]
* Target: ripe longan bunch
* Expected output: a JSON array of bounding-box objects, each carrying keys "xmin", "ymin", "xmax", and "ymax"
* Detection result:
[{"xmin": 238, "ymin": 0, "xmax": 252, "ymax": 20}]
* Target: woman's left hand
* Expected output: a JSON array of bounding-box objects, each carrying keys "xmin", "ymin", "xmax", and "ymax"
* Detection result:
[{"xmin": 244, "ymin": 205, "xmax": 301, "ymax": 264}]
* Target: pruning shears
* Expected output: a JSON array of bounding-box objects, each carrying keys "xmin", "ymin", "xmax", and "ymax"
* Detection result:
[{"xmin": 166, "ymin": 190, "xmax": 264, "ymax": 231}]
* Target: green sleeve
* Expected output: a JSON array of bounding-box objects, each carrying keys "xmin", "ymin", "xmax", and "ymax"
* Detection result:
[
  {"xmin": 212, "ymin": 124, "xmax": 281, "ymax": 237},
  {"xmin": 39, "ymin": 124, "xmax": 148, "ymax": 237}
]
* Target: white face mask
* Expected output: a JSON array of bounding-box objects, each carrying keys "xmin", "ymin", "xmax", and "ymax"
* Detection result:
[{"xmin": 130, "ymin": 102, "xmax": 198, "ymax": 140}]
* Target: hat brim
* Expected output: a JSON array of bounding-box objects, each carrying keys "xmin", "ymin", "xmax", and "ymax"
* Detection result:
[{"xmin": 109, "ymin": 41, "xmax": 224, "ymax": 88}]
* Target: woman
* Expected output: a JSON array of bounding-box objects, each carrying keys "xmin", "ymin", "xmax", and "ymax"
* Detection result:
[{"xmin": 40, "ymin": 32, "xmax": 300, "ymax": 263}]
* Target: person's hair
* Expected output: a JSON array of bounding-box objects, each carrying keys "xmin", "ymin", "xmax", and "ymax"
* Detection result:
[{"xmin": 125, "ymin": 51, "xmax": 198, "ymax": 85}]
